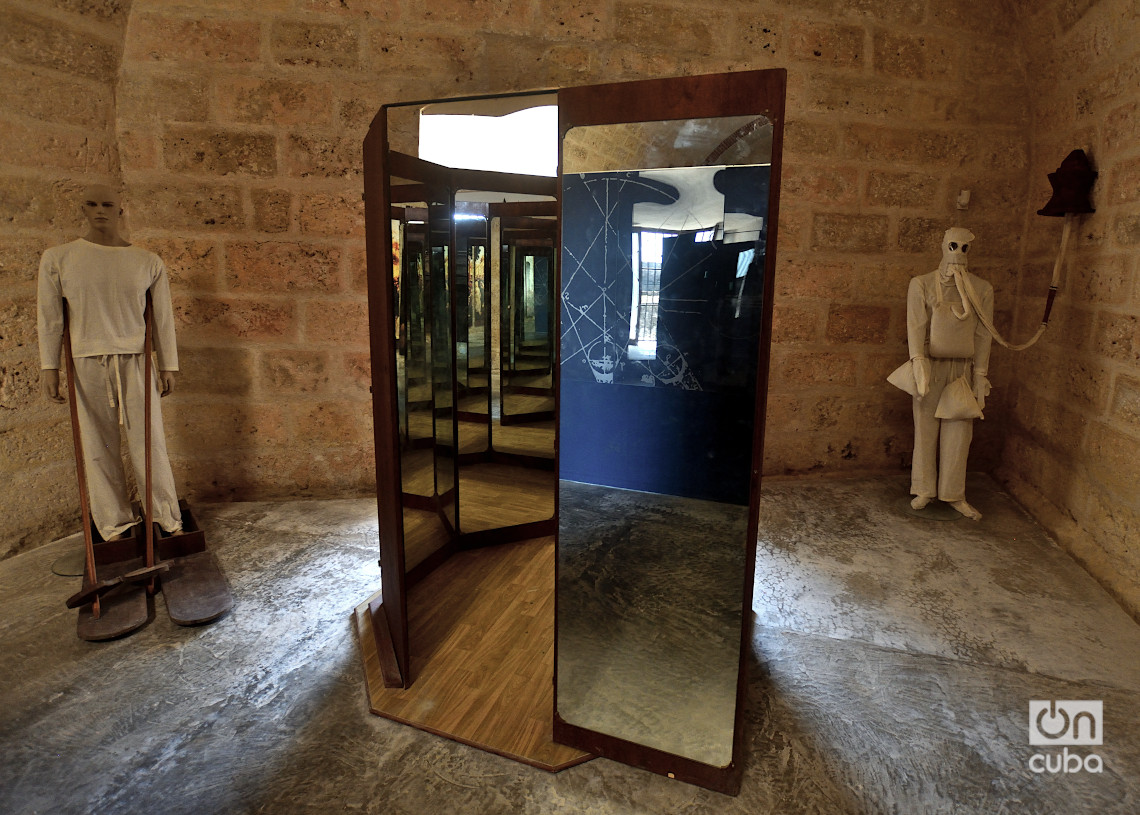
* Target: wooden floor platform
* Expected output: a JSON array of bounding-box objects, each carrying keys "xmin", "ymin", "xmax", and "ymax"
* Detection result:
[{"xmin": 353, "ymin": 536, "xmax": 593, "ymax": 772}]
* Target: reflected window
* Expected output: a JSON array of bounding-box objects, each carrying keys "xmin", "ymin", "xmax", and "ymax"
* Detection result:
[{"xmin": 629, "ymin": 231, "xmax": 673, "ymax": 360}]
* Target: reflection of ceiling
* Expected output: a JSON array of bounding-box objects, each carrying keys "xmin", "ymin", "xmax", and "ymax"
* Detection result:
[
  {"xmin": 632, "ymin": 167, "xmax": 764, "ymax": 243},
  {"xmin": 563, "ymin": 116, "xmax": 773, "ymax": 174}
]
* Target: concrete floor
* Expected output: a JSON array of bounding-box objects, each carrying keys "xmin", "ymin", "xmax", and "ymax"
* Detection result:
[{"xmin": 2, "ymin": 474, "xmax": 1139, "ymax": 814}]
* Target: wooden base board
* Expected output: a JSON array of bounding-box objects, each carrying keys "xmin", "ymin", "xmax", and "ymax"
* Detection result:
[{"xmin": 353, "ymin": 537, "xmax": 593, "ymax": 772}]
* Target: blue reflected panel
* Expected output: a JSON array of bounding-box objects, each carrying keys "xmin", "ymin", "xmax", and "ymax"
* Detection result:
[{"xmin": 559, "ymin": 165, "xmax": 770, "ymax": 504}]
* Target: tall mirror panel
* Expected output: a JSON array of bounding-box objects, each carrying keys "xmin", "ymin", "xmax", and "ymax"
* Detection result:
[
  {"xmin": 429, "ymin": 198, "xmax": 458, "ymax": 536},
  {"xmin": 554, "ymin": 70, "xmax": 785, "ymax": 795}
]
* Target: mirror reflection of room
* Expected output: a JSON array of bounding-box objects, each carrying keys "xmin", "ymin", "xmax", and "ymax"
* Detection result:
[{"xmin": 557, "ymin": 139, "xmax": 772, "ymax": 768}]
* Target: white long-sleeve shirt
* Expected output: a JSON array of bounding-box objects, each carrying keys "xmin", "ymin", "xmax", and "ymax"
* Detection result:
[{"xmin": 38, "ymin": 239, "xmax": 178, "ymax": 371}]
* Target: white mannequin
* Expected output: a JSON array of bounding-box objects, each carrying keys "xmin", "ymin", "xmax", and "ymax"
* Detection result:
[
  {"xmin": 38, "ymin": 184, "xmax": 183, "ymax": 540},
  {"xmin": 904, "ymin": 228, "xmax": 993, "ymax": 521}
]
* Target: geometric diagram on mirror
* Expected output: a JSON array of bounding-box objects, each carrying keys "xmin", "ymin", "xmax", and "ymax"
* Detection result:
[{"xmin": 561, "ymin": 166, "xmax": 769, "ymax": 393}]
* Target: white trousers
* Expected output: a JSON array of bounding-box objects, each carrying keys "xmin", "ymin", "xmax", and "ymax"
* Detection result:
[
  {"xmin": 72, "ymin": 355, "xmax": 182, "ymax": 539},
  {"xmin": 910, "ymin": 358, "xmax": 973, "ymax": 503}
]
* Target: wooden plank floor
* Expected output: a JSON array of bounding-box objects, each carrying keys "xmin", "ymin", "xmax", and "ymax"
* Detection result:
[
  {"xmin": 458, "ymin": 462, "xmax": 554, "ymax": 533},
  {"xmin": 354, "ymin": 536, "xmax": 593, "ymax": 771}
]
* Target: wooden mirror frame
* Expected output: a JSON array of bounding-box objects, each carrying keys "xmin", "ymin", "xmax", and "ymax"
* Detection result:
[
  {"xmin": 360, "ymin": 70, "xmax": 785, "ymax": 794},
  {"xmin": 551, "ymin": 69, "xmax": 786, "ymax": 796}
]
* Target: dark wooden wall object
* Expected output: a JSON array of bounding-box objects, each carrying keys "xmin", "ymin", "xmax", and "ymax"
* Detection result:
[
  {"xmin": 552, "ymin": 68, "xmax": 787, "ymax": 796},
  {"xmin": 363, "ymin": 109, "xmax": 409, "ymax": 687}
]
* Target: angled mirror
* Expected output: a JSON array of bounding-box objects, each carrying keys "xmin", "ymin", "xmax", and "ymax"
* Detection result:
[{"xmin": 554, "ymin": 70, "xmax": 786, "ymax": 795}]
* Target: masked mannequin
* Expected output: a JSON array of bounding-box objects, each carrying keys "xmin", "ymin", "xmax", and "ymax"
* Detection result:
[
  {"xmin": 38, "ymin": 184, "xmax": 183, "ymax": 540},
  {"xmin": 902, "ymin": 227, "xmax": 993, "ymax": 520}
]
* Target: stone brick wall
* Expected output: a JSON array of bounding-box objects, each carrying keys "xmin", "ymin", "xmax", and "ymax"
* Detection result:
[
  {"xmin": 0, "ymin": 0, "xmax": 127, "ymax": 556},
  {"xmin": 996, "ymin": 0, "xmax": 1140, "ymax": 617},
  {"xmin": 8, "ymin": 0, "xmax": 1128, "ymax": 566}
]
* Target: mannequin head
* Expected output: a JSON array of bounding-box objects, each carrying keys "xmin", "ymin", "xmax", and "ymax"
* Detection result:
[
  {"xmin": 80, "ymin": 184, "xmax": 127, "ymax": 246},
  {"xmin": 940, "ymin": 227, "xmax": 975, "ymax": 273}
]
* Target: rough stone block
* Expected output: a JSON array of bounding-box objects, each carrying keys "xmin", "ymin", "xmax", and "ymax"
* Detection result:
[
  {"xmin": 1107, "ymin": 156, "xmax": 1140, "ymax": 205},
  {"xmin": 775, "ymin": 258, "xmax": 857, "ymax": 300},
  {"xmin": 1066, "ymin": 254, "xmax": 1130, "ymax": 306},
  {"xmin": 289, "ymin": 402, "xmax": 372, "ymax": 446},
  {"xmin": 842, "ymin": 124, "xmax": 974, "ymax": 166},
  {"xmin": 779, "ymin": 351, "xmax": 858, "ymax": 386},
  {"xmin": 980, "ymin": 132, "xmax": 1029, "ymax": 172},
  {"xmin": 866, "ymin": 171, "xmax": 940, "ymax": 209},
  {"xmin": 837, "ymin": 0, "xmax": 924, "ymax": 24},
  {"xmin": 252, "ymin": 189, "xmax": 292, "ymax": 234},
  {"xmin": 771, "ymin": 306, "xmax": 821, "ymax": 343},
  {"xmin": 897, "ymin": 217, "xmax": 944, "ymax": 254},
  {"xmin": 38, "ymin": 0, "xmax": 126, "ymax": 22},
  {"xmin": 1114, "ymin": 215, "xmax": 1140, "ymax": 248},
  {"xmin": 810, "ymin": 213, "xmax": 888, "ymax": 253},
  {"xmin": 859, "ymin": 263, "xmax": 923, "ymax": 300},
  {"xmin": 298, "ymin": 190, "xmax": 364, "ymax": 237},
  {"xmin": 342, "ymin": 351, "xmax": 371, "ymax": 393},
  {"xmin": 348, "ymin": 245, "xmax": 368, "ymax": 295},
  {"xmin": 611, "ymin": 46, "xmax": 684, "ymax": 80},
  {"xmin": 225, "ymin": 241, "xmax": 341, "ymax": 293},
  {"xmin": 1093, "ymin": 312, "xmax": 1139, "ymax": 364},
  {"xmin": 801, "ymin": 75, "xmax": 913, "ymax": 119},
  {"xmin": 126, "ymin": 15, "xmax": 261, "ymax": 63},
  {"xmin": 0, "ymin": 237, "xmax": 46, "ymax": 289},
  {"xmin": 0, "ymin": 355, "xmax": 52, "ymax": 414},
  {"xmin": 0, "ymin": 461, "xmax": 78, "ymax": 558},
  {"xmin": 271, "ymin": 19, "xmax": 359, "ymax": 69},
  {"xmin": 338, "ymin": 97, "xmax": 378, "ymax": 134},
  {"xmin": 783, "ymin": 120, "xmax": 838, "ymax": 158},
  {"xmin": 367, "ymin": 30, "xmax": 480, "ymax": 86},
  {"xmin": 2, "ymin": 9, "xmax": 118, "ymax": 81},
  {"xmin": 863, "ymin": 351, "xmax": 906, "ymax": 388},
  {"xmin": 612, "ymin": 3, "xmax": 718, "ymax": 53},
  {"xmin": 140, "ymin": 237, "xmax": 220, "ymax": 291},
  {"xmin": 782, "ymin": 163, "xmax": 859, "ymax": 205},
  {"xmin": 172, "ymin": 346, "xmax": 256, "ymax": 397},
  {"xmin": 1111, "ymin": 374, "xmax": 1140, "ymax": 434},
  {"xmin": 1086, "ymin": 421, "xmax": 1140, "ymax": 500},
  {"xmin": 544, "ymin": 0, "xmax": 610, "ymax": 39},
  {"xmin": 0, "ymin": 295, "xmax": 36, "ymax": 355},
  {"xmin": 215, "ymin": 76, "xmax": 335, "ymax": 127},
  {"xmin": 786, "ymin": 20, "xmax": 864, "ymax": 67},
  {"xmin": 3, "ymin": 65, "xmax": 112, "ymax": 127},
  {"xmin": 304, "ymin": 300, "xmax": 368, "ymax": 346},
  {"xmin": 284, "ymin": 134, "xmax": 361, "ymax": 180},
  {"xmin": 129, "ymin": 182, "xmax": 244, "ymax": 231},
  {"xmin": 0, "ymin": 118, "xmax": 115, "ymax": 174},
  {"xmin": 259, "ymin": 349, "xmax": 330, "ymax": 393},
  {"xmin": 929, "ymin": 1, "xmax": 1014, "ymax": 37},
  {"xmin": 118, "ymin": 130, "xmax": 159, "ymax": 171},
  {"xmin": 1049, "ymin": 353, "xmax": 1112, "ymax": 414},
  {"xmin": 163, "ymin": 127, "xmax": 277, "ymax": 178},
  {"xmin": 417, "ymin": 0, "xmax": 533, "ymax": 35},
  {"xmin": 302, "ymin": 0, "xmax": 400, "ymax": 19},
  {"xmin": 826, "ymin": 305, "xmax": 891, "ymax": 344},
  {"xmin": 1033, "ymin": 396, "xmax": 1090, "ymax": 458},
  {"xmin": 166, "ymin": 402, "xmax": 289, "ymax": 457},
  {"xmin": 118, "ymin": 74, "xmax": 210, "ymax": 124},
  {"xmin": 873, "ymin": 31, "xmax": 955, "ymax": 79},
  {"xmin": 0, "ymin": 412, "xmax": 72, "ymax": 470},
  {"xmin": 173, "ymin": 294, "xmax": 297, "ymax": 343}
]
